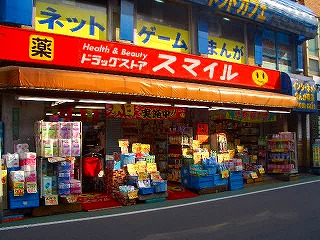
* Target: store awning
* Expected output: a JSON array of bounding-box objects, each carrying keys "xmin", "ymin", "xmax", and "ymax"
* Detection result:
[
  {"xmin": 0, "ymin": 66, "xmax": 298, "ymax": 109},
  {"xmin": 187, "ymin": 0, "xmax": 317, "ymax": 39}
]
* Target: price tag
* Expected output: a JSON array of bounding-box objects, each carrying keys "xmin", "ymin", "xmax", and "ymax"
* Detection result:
[
  {"xmin": 141, "ymin": 144, "xmax": 150, "ymax": 153},
  {"xmin": 13, "ymin": 182, "xmax": 24, "ymax": 196},
  {"xmin": 138, "ymin": 172, "xmax": 148, "ymax": 181},
  {"xmin": 127, "ymin": 163, "xmax": 137, "ymax": 175},
  {"xmin": 128, "ymin": 190, "xmax": 138, "ymax": 199},
  {"xmin": 45, "ymin": 195, "xmax": 59, "ymax": 205},
  {"xmin": 66, "ymin": 194, "xmax": 78, "ymax": 203},
  {"xmin": 193, "ymin": 152, "xmax": 202, "ymax": 164},
  {"xmin": 26, "ymin": 182, "xmax": 37, "ymax": 194},
  {"xmin": 118, "ymin": 139, "xmax": 129, "ymax": 148},
  {"xmin": 221, "ymin": 170, "xmax": 229, "ymax": 179},
  {"xmin": 132, "ymin": 143, "xmax": 142, "ymax": 153},
  {"xmin": 250, "ymin": 172, "xmax": 258, "ymax": 179},
  {"xmin": 258, "ymin": 168, "xmax": 265, "ymax": 174}
]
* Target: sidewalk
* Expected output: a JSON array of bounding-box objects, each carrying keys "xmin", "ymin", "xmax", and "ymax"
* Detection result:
[{"xmin": 1, "ymin": 173, "xmax": 320, "ymax": 229}]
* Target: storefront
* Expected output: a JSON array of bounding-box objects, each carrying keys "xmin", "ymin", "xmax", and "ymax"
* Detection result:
[{"xmin": 0, "ymin": 0, "xmax": 317, "ymax": 220}]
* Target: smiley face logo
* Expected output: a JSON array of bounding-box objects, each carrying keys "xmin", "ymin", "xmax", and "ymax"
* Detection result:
[{"xmin": 252, "ymin": 69, "xmax": 268, "ymax": 86}]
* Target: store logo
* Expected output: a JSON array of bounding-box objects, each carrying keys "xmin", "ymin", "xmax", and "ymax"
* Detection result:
[
  {"xmin": 252, "ymin": 69, "xmax": 268, "ymax": 86},
  {"xmin": 29, "ymin": 35, "xmax": 54, "ymax": 61}
]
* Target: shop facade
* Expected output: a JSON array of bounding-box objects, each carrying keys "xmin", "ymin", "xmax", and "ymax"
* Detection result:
[{"xmin": 0, "ymin": 0, "xmax": 318, "ymax": 218}]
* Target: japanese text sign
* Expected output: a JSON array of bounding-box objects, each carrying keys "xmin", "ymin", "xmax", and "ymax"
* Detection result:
[
  {"xmin": 208, "ymin": 36, "xmax": 245, "ymax": 64},
  {"xmin": 36, "ymin": 1, "xmax": 107, "ymax": 40},
  {"xmin": 136, "ymin": 20, "xmax": 190, "ymax": 54},
  {"xmin": 106, "ymin": 104, "xmax": 186, "ymax": 120},
  {"xmin": 210, "ymin": 110, "xmax": 276, "ymax": 123},
  {"xmin": 0, "ymin": 25, "xmax": 281, "ymax": 90},
  {"xmin": 291, "ymin": 78, "xmax": 317, "ymax": 112}
]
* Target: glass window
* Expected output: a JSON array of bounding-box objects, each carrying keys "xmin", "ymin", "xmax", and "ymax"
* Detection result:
[
  {"xmin": 309, "ymin": 59, "xmax": 319, "ymax": 75},
  {"xmin": 308, "ymin": 38, "xmax": 318, "ymax": 57},
  {"xmin": 136, "ymin": 0, "xmax": 188, "ymax": 30},
  {"xmin": 262, "ymin": 30, "xmax": 292, "ymax": 72}
]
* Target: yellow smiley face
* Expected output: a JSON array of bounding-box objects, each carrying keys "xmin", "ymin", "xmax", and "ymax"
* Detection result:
[{"xmin": 252, "ymin": 69, "xmax": 268, "ymax": 86}]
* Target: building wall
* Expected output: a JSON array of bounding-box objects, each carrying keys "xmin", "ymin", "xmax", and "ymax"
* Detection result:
[
  {"xmin": 1, "ymin": 94, "xmax": 45, "ymax": 153},
  {"xmin": 301, "ymin": 0, "xmax": 320, "ymax": 16}
]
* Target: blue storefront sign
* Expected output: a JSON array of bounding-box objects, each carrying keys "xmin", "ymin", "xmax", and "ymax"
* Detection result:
[
  {"xmin": 281, "ymin": 73, "xmax": 317, "ymax": 113},
  {"xmin": 186, "ymin": 0, "xmax": 317, "ymax": 40}
]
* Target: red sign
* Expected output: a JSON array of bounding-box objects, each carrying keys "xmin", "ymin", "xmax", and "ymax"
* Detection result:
[
  {"xmin": 196, "ymin": 123, "xmax": 208, "ymax": 135},
  {"xmin": 106, "ymin": 104, "xmax": 186, "ymax": 120},
  {"xmin": 0, "ymin": 25, "xmax": 281, "ymax": 90}
]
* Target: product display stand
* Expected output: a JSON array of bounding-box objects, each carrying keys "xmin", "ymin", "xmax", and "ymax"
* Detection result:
[
  {"xmin": 266, "ymin": 132, "xmax": 298, "ymax": 180},
  {"xmin": 167, "ymin": 127, "xmax": 193, "ymax": 183},
  {"xmin": 311, "ymin": 139, "xmax": 320, "ymax": 175}
]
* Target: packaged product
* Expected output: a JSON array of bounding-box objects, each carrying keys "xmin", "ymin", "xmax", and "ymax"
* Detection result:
[
  {"xmin": 42, "ymin": 139, "xmax": 54, "ymax": 157},
  {"xmin": 42, "ymin": 176, "xmax": 53, "ymax": 196},
  {"xmin": 59, "ymin": 139, "xmax": 72, "ymax": 157},
  {"xmin": 24, "ymin": 171, "xmax": 37, "ymax": 182},
  {"xmin": 58, "ymin": 122, "xmax": 71, "ymax": 139},
  {"xmin": 48, "ymin": 122, "xmax": 58, "ymax": 139},
  {"xmin": 71, "ymin": 138, "xmax": 81, "ymax": 156},
  {"xmin": 4, "ymin": 153, "xmax": 19, "ymax": 168},
  {"xmin": 71, "ymin": 122, "xmax": 81, "ymax": 139}
]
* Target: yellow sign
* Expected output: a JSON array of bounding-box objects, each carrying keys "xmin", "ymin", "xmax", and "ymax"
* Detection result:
[
  {"xmin": 13, "ymin": 182, "xmax": 25, "ymax": 197},
  {"xmin": 147, "ymin": 163, "xmax": 157, "ymax": 173},
  {"xmin": 1, "ymin": 170, "xmax": 7, "ymax": 185},
  {"xmin": 29, "ymin": 35, "xmax": 54, "ymax": 61},
  {"xmin": 138, "ymin": 172, "xmax": 148, "ymax": 181},
  {"xmin": 150, "ymin": 172, "xmax": 162, "ymax": 181},
  {"xmin": 132, "ymin": 143, "xmax": 142, "ymax": 153},
  {"xmin": 118, "ymin": 139, "xmax": 129, "ymax": 148},
  {"xmin": 136, "ymin": 161, "xmax": 147, "ymax": 173},
  {"xmin": 208, "ymin": 36, "xmax": 245, "ymax": 64},
  {"xmin": 128, "ymin": 189, "xmax": 139, "ymax": 199},
  {"xmin": 258, "ymin": 168, "xmax": 265, "ymax": 174},
  {"xmin": 193, "ymin": 152, "xmax": 202, "ymax": 164},
  {"xmin": 136, "ymin": 20, "xmax": 190, "ymax": 53},
  {"xmin": 141, "ymin": 144, "xmax": 151, "ymax": 153},
  {"xmin": 127, "ymin": 163, "xmax": 137, "ymax": 175},
  {"xmin": 45, "ymin": 195, "xmax": 59, "ymax": 205},
  {"xmin": 36, "ymin": 1, "xmax": 107, "ymax": 40},
  {"xmin": 250, "ymin": 172, "xmax": 258, "ymax": 179},
  {"xmin": 26, "ymin": 182, "xmax": 37, "ymax": 194},
  {"xmin": 221, "ymin": 170, "xmax": 229, "ymax": 179}
]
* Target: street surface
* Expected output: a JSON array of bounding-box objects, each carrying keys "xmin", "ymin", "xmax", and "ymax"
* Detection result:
[{"xmin": 1, "ymin": 177, "xmax": 320, "ymax": 240}]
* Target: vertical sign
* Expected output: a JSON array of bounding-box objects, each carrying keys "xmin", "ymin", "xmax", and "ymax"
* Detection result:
[
  {"xmin": 12, "ymin": 108, "xmax": 20, "ymax": 140},
  {"xmin": 306, "ymin": 114, "xmax": 310, "ymax": 140},
  {"xmin": 298, "ymin": 114, "xmax": 302, "ymax": 141}
]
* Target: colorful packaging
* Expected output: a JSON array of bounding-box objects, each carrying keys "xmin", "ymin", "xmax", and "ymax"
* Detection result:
[
  {"xmin": 48, "ymin": 122, "xmax": 58, "ymax": 139},
  {"xmin": 51, "ymin": 176, "xmax": 58, "ymax": 194},
  {"xmin": 24, "ymin": 171, "xmax": 37, "ymax": 182},
  {"xmin": 41, "ymin": 121, "xmax": 49, "ymax": 139},
  {"xmin": 9, "ymin": 171, "xmax": 25, "ymax": 183},
  {"xmin": 4, "ymin": 153, "xmax": 19, "ymax": 168},
  {"xmin": 71, "ymin": 122, "xmax": 81, "ymax": 139},
  {"xmin": 59, "ymin": 139, "xmax": 72, "ymax": 157},
  {"xmin": 42, "ymin": 176, "xmax": 52, "ymax": 196},
  {"xmin": 52, "ymin": 139, "xmax": 59, "ymax": 157},
  {"xmin": 42, "ymin": 139, "xmax": 54, "ymax": 157},
  {"xmin": 58, "ymin": 122, "xmax": 71, "ymax": 139},
  {"xmin": 71, "ymin": 138, "xmax": 81, "ymax": 156},
  {"xmin": 58, "ymin": 161, "xmax": 72, "ymax": 171}
]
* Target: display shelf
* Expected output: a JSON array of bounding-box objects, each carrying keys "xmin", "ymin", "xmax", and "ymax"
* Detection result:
[
  {"xmin": 266, "ymin": 132, "xmax": 298, "ymax": 174},
  {"xmin": 167, "ymin": 127, "xmax": 193, "ymax": 183}
]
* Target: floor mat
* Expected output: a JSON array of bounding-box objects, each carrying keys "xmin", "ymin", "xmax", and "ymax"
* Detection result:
[
  {"xmin": 78, "ymin": 193, "xmax": 122, "ymax": 211},
  {"xmin": 166, "ymin": 183, "xmax": 199, "ymax": 200}
]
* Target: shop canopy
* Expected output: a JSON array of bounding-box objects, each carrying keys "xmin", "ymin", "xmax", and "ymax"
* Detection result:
[
  {"xmin": 0, "ymin": 66, "xmax": 297, "ymax": 109},
  {"xmin": 187, "ymin": 0, "xmax": 317, "ymax": 40}
]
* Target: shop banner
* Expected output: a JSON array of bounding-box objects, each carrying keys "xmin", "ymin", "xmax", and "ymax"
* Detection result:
[
  {"xmin": 136, "ymin": 20, "xmax": 190, "ymax": 54},
  {"xmin": 211, "ymin": 110, "xmax": 276, "ymax": 123},
  {"xmin": 36, "ymin": 1, "xmax": 107, "ymax": 40},
  {"xmin": 106, "ymin": 104, "xmax": 186, "ymax": 120},
  {"xmin": 208, "ymin": 36, "xmax": 245, "ymax": 64},
  {"xmin": 291, "ymin": 77, "xmax": 317, "ymax": 112},
  {"xmin": 0, "ymin": 25, "xmax": 281, "ymax": 90}
]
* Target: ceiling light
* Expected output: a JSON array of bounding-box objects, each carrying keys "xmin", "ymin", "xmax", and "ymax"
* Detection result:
[
  {"xmin": 154, "ymin": 0, "xmax": 164, "ymax": 3},
  {"xmin": 174, "ymin": 104, "xmax": 209, "ymax": 109},
  {"xmin": 78, "ymin": 99, "xmax": 126, "ymax": 104},
  {"xmin": 17, "ymin": 96, "xmax": 74, "ymax": 102},
  {"xmin": 269, "ymin": 110, "xmax": 291, "ymax": 114},
  {"xmin": 209, "ymin": 107, "xmax": 241, "ymax": 111},
  {"xmin": 74, "ymin": 105, "xmax": 105, "ymax": 109},
  {"xmin": 223, "ymin": 17, "xmax": 230, "ymax": 21},
  {"xmin": 131, "ymin": 102, "xmax": 171, "ymax": 107},
  {"xmin": 242, "ymin": 108, "xmax": 268, "ymax": 112}
]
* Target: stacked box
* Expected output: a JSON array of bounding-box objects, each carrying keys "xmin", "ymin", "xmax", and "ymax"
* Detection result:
[
  {"xmin": 70, "ymin": 179, "xmax": 82, "ymax": 194},
  {"xmin": 58, "ymin": 161, "xmax": 71, "ymax": 195},
  {"xmin": 228, "ymin": 171, "xmax": 244, "ymax": 191},
  {"xmin": 105, "ymin": 169, "xmax": 127, "ymax": 194},
  {"xmin": 213, "ymin": 174, "xmax": 228, "ymax": 186},
  {"xmin": 189, "ymin": 175, "xmax": 214, "ymax": 190}
]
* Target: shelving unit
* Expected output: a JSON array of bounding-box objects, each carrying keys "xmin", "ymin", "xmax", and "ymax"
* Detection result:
[
  {"xmin": 266, "ymin": 132, "xmax": 298, "ymax": 175},
  {"xmin": 167, "ymin": 127, "xmax": 193, "ymax": 183}
]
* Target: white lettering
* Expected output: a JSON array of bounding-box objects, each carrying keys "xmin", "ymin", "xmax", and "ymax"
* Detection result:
[
  {"xmin": 182, "ymin": 58, "xmax": 201, "ymax": 77},
  {"xmin": 152, "ymin": 54, "xmax": 177, "ymax": 74}
]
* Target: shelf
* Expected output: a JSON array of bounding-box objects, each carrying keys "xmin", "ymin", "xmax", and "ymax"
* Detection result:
[
  {"xmin": 267, "ymin": 149, "xmax": 292, "ymax": 153},
  {"xmin": 267, "ymin": 139, "xmax": 294, "ymax": 142}
]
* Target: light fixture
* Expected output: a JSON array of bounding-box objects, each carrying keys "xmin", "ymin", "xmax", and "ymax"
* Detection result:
[
  {"xmin": 223, "ymin": 17, "xmax": 230, "ymax": 21},
  {"xmin": 242, "ymin": 108, "xmax": 268, "ymax": 112},
  {"xmin": 154, "ymin": 0, "xmax": 164, "ymax": 3},
  {"xmin": 174, "ymin": 104, "xmax": 209, "ymax": 109},
  {"xmin": 17, "ymin": 96, "xmax": 75, "ymax": 102},
  {"xmin": 131, "ymin": 102, "xmax": 171, "ymax": 107},
  {"xmin": 209, "ymin": 107, "xmax": 241, "ymax": 111},
  {"xmin": 74, "ymin": 105, "xmax": 105, "ymax": 110},
  {"xmin": 269, "ymin": 110, "xmax": 291, "ymax": 114},
  {"xmin": 78, "ymin": 99, "xmax": 126, "ymax": 104}
]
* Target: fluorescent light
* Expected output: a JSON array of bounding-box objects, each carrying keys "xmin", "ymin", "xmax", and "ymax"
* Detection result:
[
  {"xmin": 74, "ymin": 105, "xmax": 105, "ymax": 109},
  {"xmin": 78, "ymin": 99, "xmax": 126, "ymax": 104},
  {"xmin": 174, "ymin": 104, "xmax": 209, "ymax": 109},
  {"xmin": 223, "ymin": 17, "xmax": 230, "ymax": 21},
  {"xmin": 154, "ymin": 0, "xmax": 164, "ymax": 3},
  {"xmin": 45, "ymin": 113, "xmax": 82, "ymax": 116},
  {"xmin": 131, "ymin": 102, "xmax": 171, "ymax": 107},
  {"xmin": 17, "ymin": 96, "xmax": 74, "ymax": 102},
  {"xmin": 242, "ymin": 108, "xmax": 268, "ymax": 112},
  {"xmin": 209, "ymin": 107, "xmax": 241, "ymax": 111},
  {"xmin": 269, "ymin": 110, "xmax": 291, "ymax": 114}
]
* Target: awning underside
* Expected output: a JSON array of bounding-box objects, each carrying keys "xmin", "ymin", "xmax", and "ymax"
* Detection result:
[{"xmin": 0, "ymin": 66, "xmax": 298, "ymax": 109}]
